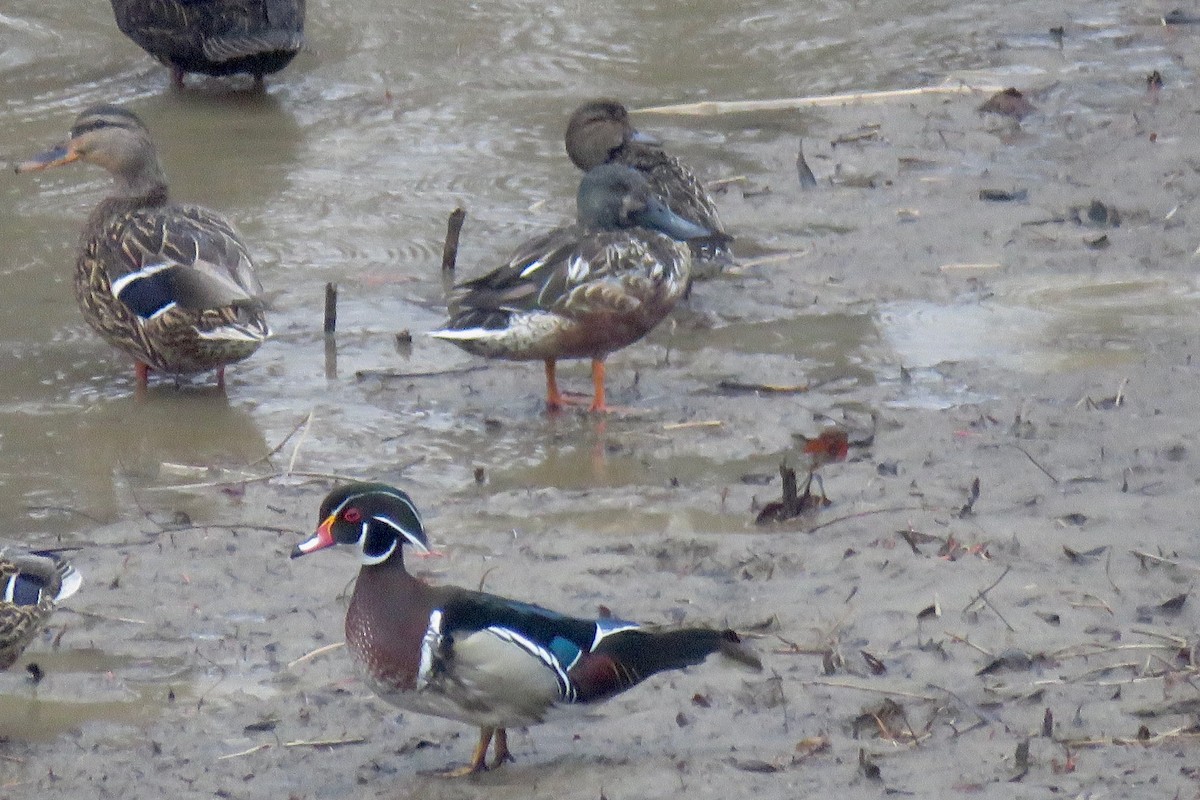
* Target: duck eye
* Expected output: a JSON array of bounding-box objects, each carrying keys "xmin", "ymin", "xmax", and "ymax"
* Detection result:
[{"xmin": 343, "ymin": 507, "xmax": 362, "ymax": 523}]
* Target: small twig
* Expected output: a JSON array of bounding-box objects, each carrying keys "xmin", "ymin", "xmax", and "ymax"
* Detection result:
[
  {"xmin": 286, "ymin": 411, "xmax": 315, "ymax": 475},
  {"xmin": 284, "ymin": 737, "xmax": 367, "ymax": 748},
  {"xmin": 805, "ymin": 505, "xmax": 929, "ymax": 533},
  {"xmin": 801, "ymin": 678, "xmax": 938, "ymax": 701},
  {"xmin": 635, "ymin": 83, "xmax": 1005, "ymax": 115},
  {"xmin": 323, "ymin": 283, "xmax": 338, "ymax": 334},
  {"xmin": 217, "ymin": 744, "xmax": 271, "ymax": 761},
  {"xmin": 1008, "ymin": 443, "xmax": 1059, "ymax": 484},
  {"xmin": 355, "ymin": 365, "xmax": 488, "ymax": 381},
  {"xmin": 248, "ymin": 412, "xmax": 315, "ymax": 468},
  {"xmin": 945, "ymin": 632, "xmax": 994, "ymax": 657},
  {"xmin": 662, "ymin": 420, "xmax": 723, "ymax": 431},
  {"xmin": 442, "ymin": 207, "xmax": 467, "ymax": 271},
  {"xmin": 61, "ymin": 608, "xmax": 147, "ymax": 625},
  {"xmin": 288, "ymin": 641, "xmax": 346, "ymax": 669},
  {"xmin": 1131, "ymin": 550, "xmax": 1200, "ymax": 573}
]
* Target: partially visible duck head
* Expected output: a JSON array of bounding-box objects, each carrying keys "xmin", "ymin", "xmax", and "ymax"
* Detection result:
[
  {"xmin": 16, "ymin": 104, "xmax": 165, "ymax": 195},
  {"xmin": 577, "ymin": 163, "xmax": 712, "ymax": 241},
  {"xmin": 291, "ymin": 483, "xmax": 429, "ymax": 566},
  {"xmin": 564, "ymin": 98, "xmax": 661, "ymax": 172}
]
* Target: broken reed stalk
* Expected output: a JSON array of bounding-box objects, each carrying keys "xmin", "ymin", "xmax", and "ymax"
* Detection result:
[
  {"xmin": 323, "ymin": 282, "xmax": 337, "ymax": 334},
  {"xmin": 442, "ymin": 207, "xmax": 467, "ymax": 271},
  {"xmin": 634, "ymin": 84, "xmax": 1005, "ymax": 115}
]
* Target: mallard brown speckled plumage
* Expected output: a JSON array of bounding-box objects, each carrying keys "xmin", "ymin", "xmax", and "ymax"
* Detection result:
[
  {"xmin": 110, "ymin": 0, "xmax": 305, "ymax": 87},
  {"xmin": 0, "ymin": 550, "xmax": 82, "ymax": 669},
  {"xmin": 565, "ymin": 98, "xmax": 732, "ymax": 275},
  {"xmin": 430, "ymin": 164, "xmax": 715, "ymax": 413},
  {"xmin": 17, "ymin": 105, "xmax": 270, "ymax": 393}
]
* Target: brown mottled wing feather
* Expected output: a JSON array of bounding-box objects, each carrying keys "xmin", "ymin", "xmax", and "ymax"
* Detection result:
[
  {"xmin": 619, "ymin": 144, "xmax": 725, "ymax": 235},
  {"xmin": 445, "ymin": 225, "xmax": 681, "ymax": 328},
  {"xmin": 99, "ymin": 205, "xmax": 265, "ymax": 311}
]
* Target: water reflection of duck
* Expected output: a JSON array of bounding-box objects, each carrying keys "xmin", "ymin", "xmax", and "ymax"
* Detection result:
[
  {"xmin": 431, "ymin": 164, "xmax": 711, "ymax": 414},
  {"xmin": 16, "ymin": 105, "xmax": 271, "ymax": 395},
  {"xmin": 0, "ymin": 550, "xmax": 82, "ymax": 669},
  {"xmin": 108, "ymin": 0, "xmax": 305, "ymax": 87},
  {"xmin": 565, "ymin": 98, "xmax": 732, "ymax": 275},
  {"xmin": 291, "ymin": 482, "xmax": 762, "ymax": 776}
]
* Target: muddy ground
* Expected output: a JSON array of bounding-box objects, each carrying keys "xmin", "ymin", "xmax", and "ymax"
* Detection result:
[{"xmin": 4, "ymin": 20, "xmax": 1200, "ymax": 800}]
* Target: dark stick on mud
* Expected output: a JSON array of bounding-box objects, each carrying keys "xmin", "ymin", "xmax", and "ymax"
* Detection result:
[
  {"xmin": 324, "ymin": 282, "xmax": 338, "ymax": 379},
  {"xmin": 323, "ymin": 282, "xmax": 338, "ymax": 334},
  {"xmin": 442, "ymin": 207, "xmax": 467, "ymax": 271}
]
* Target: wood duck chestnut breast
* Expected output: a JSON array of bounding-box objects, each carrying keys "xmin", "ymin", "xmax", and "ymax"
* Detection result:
[
  {"xmin": 16, "ymin": 105, "xmax": 271, "ymax": 394},
  {"xmin": 291, "ymin": 482, "xmax": 761, "ymax": 776},
  {"xmin": 430, "ymin": 163, "xmax": 715, "ymax": 413},
  {"xmin": 0, "ymin": 549, "xmax": 82, "ymax": 669},
  {"xmin": 565, "ymin": 98, "xmax": 732, "ymax": 276}
]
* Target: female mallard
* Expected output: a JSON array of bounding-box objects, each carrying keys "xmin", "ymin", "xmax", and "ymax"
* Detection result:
[
  {"xmin": 291, "ymin": 483, "xmax": 761, "ymax": 776},
  {"xmin": 0, "ymin": 549, "xmax": 82, "ymax": 669},
  {"xmin": 109, "ymin": 0, "xmax": 305, "ymax": 87},
  {"xmin": 565, "ymin": 98, "xmax": 732, "ymax": 274},
  {"xmin": 430, "ymin": 164, "xmax": 714, "ymax": 413},
  {"xmin": 17, "ymin": 105, "xmax": 270, "ymax": 393}
]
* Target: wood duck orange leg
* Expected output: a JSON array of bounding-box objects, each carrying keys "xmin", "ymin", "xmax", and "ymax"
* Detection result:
[
  {"xmin": 440, "ymin": 727, "xmax": 495, "ymax": 777},
  {"xmin": 490, "ymin": 727, "xmax": 513, "ymax": 769}
]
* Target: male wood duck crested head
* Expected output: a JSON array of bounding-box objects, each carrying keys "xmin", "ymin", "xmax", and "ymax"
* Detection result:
[
  {"xmin": 565, "ymin": 98, "xmax": 732, "ymax": 274},
  {"xmin": 109, "ymin": 0, "xmax": 305, "ymax": 88},
  {"xmin": 429, "ymin": 164, "xmax": 714, "ymax": 413},
  {"xmin": 292, "ymin": 482, "xmax": 762, "ymax": 777},
  {"xmin": 0, "ymin": 549, "xmax": 83, "ymax": 669},
  {"xmin": 16, "ymin": 104, "xmax": 270, "ymax": 395}
]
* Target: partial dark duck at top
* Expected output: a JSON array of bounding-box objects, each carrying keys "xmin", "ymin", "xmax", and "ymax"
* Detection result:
[
  {"xmin": 430, "ymin": 163, "xmax": 719, "ymax": 413},
  {"xmin": 0, "ymin": 549, "xmax": 82, "ymax": 669},
  {"xmin": 16, "ymin": 105, "xmax": 271, "ymax": 395},
  {"xmin": 291, "ymin": 483, "xmax": 761, "ymax": 776},
  {"xmin": 109, "ymin": 0, "xmax": 305, "ymax": 87},
  {"xmin": 565, "ymin": 98, "xmax": 733, "ymax": 275}
]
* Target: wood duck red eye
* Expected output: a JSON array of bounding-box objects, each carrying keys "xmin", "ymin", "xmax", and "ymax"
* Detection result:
[{"xmin": 343, "ymin": 507, "xmax": 363, "ymax": 523}]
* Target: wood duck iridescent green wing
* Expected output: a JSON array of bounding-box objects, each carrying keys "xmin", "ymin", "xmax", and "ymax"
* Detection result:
[
  {"xmin": 109, "ymin": 0, "xmax": 305, "ymax": 86},
  {"xmin": 565, "ymin": 98, "xmax": 732, "ymax": 274},
  {"xmin": 291, "ymin": 482, "xmax": 761, "ymax": 777},
  {"xmin": 430, "ymin": 164, "xmax": 714, "ymax": 413},
  {"xmin": 17, "ymin": 105, "xmax": 270, "ymax": 394}
]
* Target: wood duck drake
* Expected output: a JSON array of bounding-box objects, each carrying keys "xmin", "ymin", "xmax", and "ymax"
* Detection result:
[
  {"xmin": 17, "ymin": 105, "xmax": 271, "ymax": 394},
  {"xmin": 0, "ymin": 549, "xmax": 83, "ymax": 669},
  {"xmin": 291, "ymin": 482, "xmax": 762, "ymax": 776},
  {"xmin": 430, "ymin": 163, "xmax": 716, "ymax": 413},
  {"xmin": 109, "ymin": 0, "xmax": 305, "ymax": 87},
  {"xmin": 565, "ymin": 98, "xmax": 732, "ymax": 276}
]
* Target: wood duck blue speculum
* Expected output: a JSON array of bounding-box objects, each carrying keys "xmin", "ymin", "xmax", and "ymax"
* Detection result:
[
  {"xmin": 565, "ymin": 98, "xmax": 733, "ymax": 277},
  {"xmin": 0, "ymin": 549, "xmax": 82, "ymax": 669},
  {"xmin": 291, "ymin": 482, "xmax": 762, "ymax": 776},
  {"xmin": 16, "ymin": 105, "xmax": 271, "ymax": 395},
  {"xmin": 430, "ymin": 163, "xmax": 717, "ymax": 413}
]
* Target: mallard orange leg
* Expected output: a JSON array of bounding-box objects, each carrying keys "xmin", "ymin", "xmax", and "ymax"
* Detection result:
[
  {"xmin": 544, "ymin": 359, "xmax": 590, "ymax": 411},
  {"xmin": 589, "ymin": 358, "xmax": 607, "ymax": 413},
  {"xmin": 134, "ymin": 362, "xmax": 151, "ymax": 399}
]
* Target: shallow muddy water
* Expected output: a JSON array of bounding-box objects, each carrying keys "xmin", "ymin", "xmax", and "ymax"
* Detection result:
[{"xmin": 3, "ymin": 1, "xmax": 1200, "ymax": 798}]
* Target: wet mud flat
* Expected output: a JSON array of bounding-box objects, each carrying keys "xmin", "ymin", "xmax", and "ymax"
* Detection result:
[{"xmin": 5, "ymin": 28, "xmax": 1200, "ymax": 800}]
